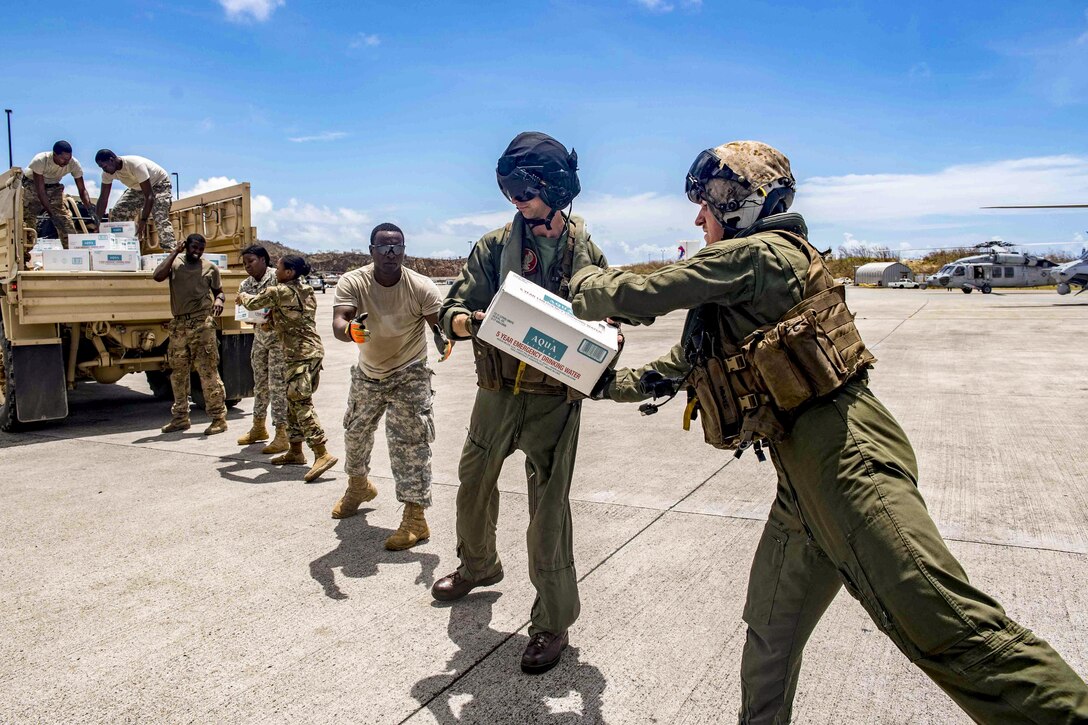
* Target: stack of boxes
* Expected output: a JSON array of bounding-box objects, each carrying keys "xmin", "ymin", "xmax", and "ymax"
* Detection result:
[{"xmin": 29, "ymin": 221, "xmax": 231, "ymax": 273}]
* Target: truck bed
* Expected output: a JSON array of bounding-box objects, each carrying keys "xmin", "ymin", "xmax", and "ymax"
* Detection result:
[{"xmin": 13, "ymin": 270, "xmax": 250, "ymax": 326}]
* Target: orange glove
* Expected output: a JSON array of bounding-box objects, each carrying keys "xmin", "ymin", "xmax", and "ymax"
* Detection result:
[
  {"xmin": 350, "ymin": 313, "xmax": 370, "ymax": 343},
  {"xmin": 432, "ymin": 323, "xmax": 452, "ymax": 362}
]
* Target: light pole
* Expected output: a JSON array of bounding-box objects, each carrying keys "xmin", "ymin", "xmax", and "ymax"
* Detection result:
[
  {"xmin": 171, "ymin": 172, "xmax": 179, "ymax": 199},
  {"xmin": 5, "ymin": 110, "xmax": 12, "ymax": 169}
]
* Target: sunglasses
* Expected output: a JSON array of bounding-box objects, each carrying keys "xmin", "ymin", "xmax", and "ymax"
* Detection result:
[{"xmin": 372, "ymin": 243, "xmax": 405, "ymax": 255}]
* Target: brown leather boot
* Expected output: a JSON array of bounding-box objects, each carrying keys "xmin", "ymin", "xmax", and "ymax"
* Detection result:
[
  {"xmin": 271, "ymin": 442, "xmax": 307, "ymax": 465},
  {"xmin": 236, "ymin": 417, "xmax": 269, "ymax": 445},
  {"xmin": 331, "ymin": 475, "xmax": 378, "ymax": 519},
  {"xmin": 261, "ymin": 425, "xmax": 289, "ymax": 454},
  {"xmin": 160, "ymin": 416, "xmax": 191, "ymax": 433},
  {"xmin": 304, "ymin": 443, "xmax": 338, "ymax": 482},
  {"xmin": 385, "ymin": 503, "xmax": 430, "ymax": 551},
  {"xmin": 204, "ymin": 417, "xmax": 228, "ymax": 435}
]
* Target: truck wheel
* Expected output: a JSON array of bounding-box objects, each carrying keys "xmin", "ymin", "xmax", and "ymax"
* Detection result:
[
  {"xmin": 962, "ymin": 287, "xmax": 972, "ymax": 294},
  {"xmin": 981, "ymin": 284, "xmax": 992, "ymax": 294},
  {"xmin": 0, "ymin": 323, "xmax": 19, "ymax": 432},
  {"xmin": 146, "ymin": 370, "xmax": 173, "ymax": 400}
]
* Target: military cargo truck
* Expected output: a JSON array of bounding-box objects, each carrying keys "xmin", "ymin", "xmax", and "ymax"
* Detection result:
[{"xmin": 0, "ymin": 169, "xmax": 256, "ymax": 431}]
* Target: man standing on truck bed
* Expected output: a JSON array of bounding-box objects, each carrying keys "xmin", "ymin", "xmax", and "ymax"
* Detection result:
[
  {"xmin": 94, "ymin": 149, "xmax": 177, "ymax": 251},
  {"xmin": 153, "ymin": 233, "xmax": 228, "ymax": 435},
  {"xmin": 22, "ymin": 141, "xmax": 93, "ymax": 247}
]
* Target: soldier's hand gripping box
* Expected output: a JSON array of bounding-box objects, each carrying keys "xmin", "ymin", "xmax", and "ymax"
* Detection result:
[
  {"xmin": 91, "ymin": 249, "xmax": 141, "ymax": 272},
  {"xmin": 477, "ymin": 271, "xmax": 619, "ymax": 396}
]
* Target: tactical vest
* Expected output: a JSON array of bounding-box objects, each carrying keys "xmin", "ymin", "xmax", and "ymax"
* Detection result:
[
  {"xmin": 685, "ymin": 231, "xmax": 875, "ymax": 455},
  {"xmin": 472, "ymin": 216, "xmax": 588, "ymax": 400}
]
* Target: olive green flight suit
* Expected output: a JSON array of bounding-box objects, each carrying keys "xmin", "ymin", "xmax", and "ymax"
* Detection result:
[
  {"xmin": 440, "ymin": 213, "xmax": 607, "ymax": 636},
  {"xmin": 570, "ymin": 214, "xmax": 1088, "ymax": 724}
]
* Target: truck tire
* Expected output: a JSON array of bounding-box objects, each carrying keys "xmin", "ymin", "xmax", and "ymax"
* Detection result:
[
  {"xmin": 0, "ymin": 324, "xmax": 18, "ymax": 432},
  {"xmin": 146, "ymin": 370, "xmax": 173, "ymax": 400},
  {"xmin": 981, "ymin": 284, "xmax": 992, "ymax": 294}
]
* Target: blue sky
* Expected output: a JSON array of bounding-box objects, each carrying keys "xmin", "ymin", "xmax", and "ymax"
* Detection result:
[{"xmin": 4, "ymin": 1, "xmax": 1088, "ymax": 261}]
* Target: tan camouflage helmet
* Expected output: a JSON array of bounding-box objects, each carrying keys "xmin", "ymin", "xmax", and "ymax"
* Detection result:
[{"xmin": 685, "ymin": 141, "xmax": 796, "ymax": 233}]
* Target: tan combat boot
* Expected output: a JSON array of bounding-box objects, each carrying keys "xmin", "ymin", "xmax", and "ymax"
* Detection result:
[
  {"xmin": 204, "ymin": 417, "xmax": 228, "ymax": 435},
  {"xmin": 272, "ymin": 442, "xmax": 307, "ymax": 465},
  {"xmin": 261, "ymin": 425, "xmax": 290, "ymax": 454},
  {"xmin": 385, "ymin": 503, "xmax": 430, "ymax": 551},
  {"xmin": 331, "ymin": 476, "xmax": 378, "ymax": 519},
  {"xmin": 161, "ymin": 416, "xmax": 191, "ymax": 433},
  {"xmin": 304, "ymin": 443, "xmax": 338, "ymax": 482},
  {"xmin": 236, "ymin": 417, "xmax": 269, "ymax": 445}
]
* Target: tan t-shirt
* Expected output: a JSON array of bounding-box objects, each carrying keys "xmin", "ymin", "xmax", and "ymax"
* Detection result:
[
  {"xmin": 102, "ymin": 155, "xmax": 170, "ymax": 189},
  {"xmin": 169, "ymin": 256, "xmax": 221, "ymax": 317},
  {"xmin": 333, "ymin": 265, "xmax": 443, "ymax": 379},
  {"xmin": 26, "ymin": 151, "xmax": 83, "ymax": 184}
]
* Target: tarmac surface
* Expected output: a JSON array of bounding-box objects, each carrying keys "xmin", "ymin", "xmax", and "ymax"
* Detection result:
[{"xmin": 2, "ymin": 286, "xmax": 1086, "ymax": 724}]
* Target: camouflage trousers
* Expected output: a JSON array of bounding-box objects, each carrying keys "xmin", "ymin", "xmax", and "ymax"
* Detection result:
[
  {"xmin": 286, "ymin": 357, "xmax": 327, "ymax": 447},
  {"xmin": 22, "ymin": 178, "xmax": 75, "ymax": 245},
  {"xmin": 251, "ymin": 327, "xmax": 287, "ymax": 427},
  {"xmin": 110, "ymin": 181, "xmax": 176, "ymax": 250},
  {"xmin": 168, "ymin": 315, "xmax": 226, "ymax": 419},
  {"xmin": 343, "ymin": 362, "xmax": 435, "ymax": 508}
]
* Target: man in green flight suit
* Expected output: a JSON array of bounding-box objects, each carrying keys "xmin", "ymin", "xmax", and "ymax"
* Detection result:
[
  {"xmin": 568, "ymin": 141, "xmax": 1088, "ymax": 723},
  {"xmin": 432, "ymin": 132, "xmax": 608, "ymax": 675}
]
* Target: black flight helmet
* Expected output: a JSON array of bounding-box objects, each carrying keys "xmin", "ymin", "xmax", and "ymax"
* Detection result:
[{"xmin": 496, "ymin": 132, "xmax": 580, "ymax": 225}]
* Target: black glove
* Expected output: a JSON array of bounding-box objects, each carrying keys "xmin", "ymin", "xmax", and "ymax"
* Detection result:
[
  {"xmin": 590, "ymin": 368, "xmax": 616, "ymax": 400},
  {"xmin": 638, "ymin": 371, "xmax": 679, "ymax": 400},
  {"xmin": 431, "ymin": 323, "xmax": 452, "ymax": 362}
]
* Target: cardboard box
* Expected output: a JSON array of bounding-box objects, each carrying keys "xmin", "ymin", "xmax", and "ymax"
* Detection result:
[
  {"xmin": 91, "ymin": 249, "xmax": 141, "ymax": 272},
  {"xmin": 108, "ymin": 237, "xmax": 141, "ymax": 252},
  {"xmin": 68, "ymin": 233, "xmax": 113, "ymax": 249},
  {"xmin": 100, "ymin": 221, "xmax": 137, "ymax": 237},
  {"xmin": 141, "ymin": 253, "xmax": 171, "ymax": 271},
  {"xmin": 477, "ymin": 272, "xmax": 619, "ymax": 396},
  {"xmin": 33, "ymin": 238, "xmax": 64, "ymax": 250},
  {"xmin": 234, "ymin": 305, "xmax": 269, "ymax": 324},
  {"xmin": 204, "ymin": 253, "xmax": 229, "ymax": 269},
  {"xmin": 42, "ymin": 249, "xmax": 91, "ymax": 271}
]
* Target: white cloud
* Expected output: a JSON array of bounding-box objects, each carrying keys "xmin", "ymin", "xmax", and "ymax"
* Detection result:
[
  {"xmin": 287, "ymin": 131, "xmax": 349, "ymax": 143},
  {"xmin": 218, "ymin": 0, "xmax": 284, "ymax": 22},
  {"xmin": 795, "ymin": 155, "xmax": 1088, "ymax": 224},
  {"xmin": 349, "ymin": 33, "xmax": 381, "ymax": 48},
  {"xmin": 178, "ymin": 177, "xmax": 369, "ymax": 250},
  {"xmin": 635, "ymin": 0, "xmax": 674, "ymax": 11}
]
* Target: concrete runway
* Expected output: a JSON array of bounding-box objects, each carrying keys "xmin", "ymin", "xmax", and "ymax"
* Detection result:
[{"xmin": 2, "ymin": 286, "xmax": 1086, "ymax": 723}]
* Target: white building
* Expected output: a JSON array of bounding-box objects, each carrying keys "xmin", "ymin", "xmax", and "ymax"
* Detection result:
[{"xmin": 855, "ymin": 261, "xmax": 912, "ymax": 287}]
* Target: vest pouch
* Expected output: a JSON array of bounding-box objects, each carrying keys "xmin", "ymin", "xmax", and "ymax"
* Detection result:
[
  {"xmin": 781, "ymin": 309, "xmax": 849, "ymax": 399},
  {"xmin": 748, "ymin": 328, "xmax": 812, "ymax": 411},
  {"xmin": 471, "ymin": 339, "xmax": 503, "ymax": 391},
  {"xmin": 690, "ymin": 358, "xmax": 742, "ymax": 448}
]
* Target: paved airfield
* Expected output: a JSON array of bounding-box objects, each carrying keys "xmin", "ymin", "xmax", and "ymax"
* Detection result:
[{"xmin": 2, "ymin": 286, "xmax": 1086, "ymax": 724}]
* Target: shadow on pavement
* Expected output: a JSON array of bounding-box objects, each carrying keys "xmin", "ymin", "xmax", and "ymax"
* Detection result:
[
  {"xmin": 309, "ymin": 514, "xmax": 440, "ymax": 600},
  {"xmin": 412, "ymin": 592, "xmax": 607, "ymax": 723},
  {"xmin": 216, "ymin": 458, "xmax": 310, "ymax": 485}
]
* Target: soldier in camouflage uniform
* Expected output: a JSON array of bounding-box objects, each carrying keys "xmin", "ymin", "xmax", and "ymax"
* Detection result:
[
  {"xmin": 330, "ymin": 223, "xmax": 445, "ymax": 552},
  {"xmin": 237, "ymin": 255, "xmax": 337, "ymax": 483},
  {"xmin": 237, "ymin": 245, "xmax": 289, "ymax": 454},
  {"xmin": 569, "ymin": 141, "xmax": 1088, "ymax": 724},
  {"xmin": 22, "ymin": 141, "xmax": 93, "ymax": 247},
  {"xmin": 151, "ymin": 234, "xmax": 228, "ymax": 435},
  {"xmin": 94, "ymin": 150, "xmax": 177, "ymax": 251}
]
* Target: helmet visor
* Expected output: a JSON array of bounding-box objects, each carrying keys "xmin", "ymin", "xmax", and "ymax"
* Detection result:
[
  {"xmin": 498, "ymin": 166, "xmax": 546, "ymax": 203},
  {"xmin": 685, "ymin": 149, "xmax": 742, "ymax": 203}
]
